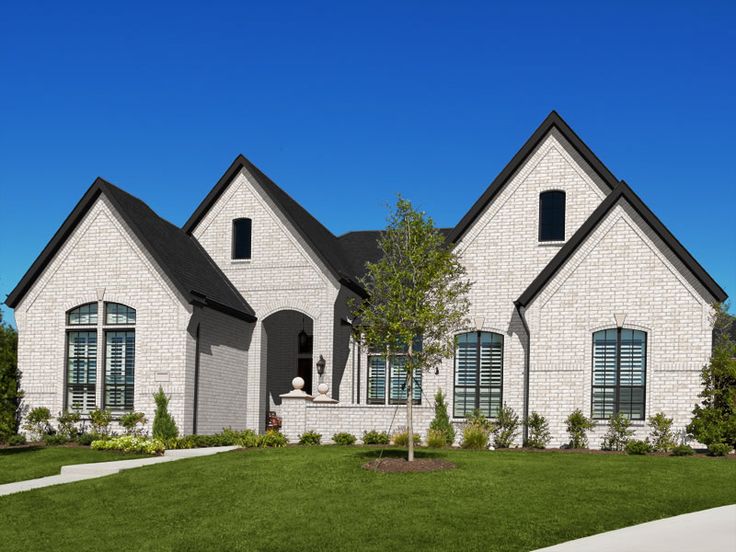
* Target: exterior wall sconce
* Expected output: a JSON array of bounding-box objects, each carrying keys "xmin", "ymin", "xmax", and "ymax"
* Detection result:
[{"xmin": 316, "ymin": 355, "xmax": 326, "ymax": 376}]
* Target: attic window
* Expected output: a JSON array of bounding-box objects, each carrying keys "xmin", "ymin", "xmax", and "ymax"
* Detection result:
[
  {"xmin": 232, "ymin": 218, "xmax": 252, "ymax": 260},
  {"xmin": 539, "ymin": 190, "xmax": 566, "ymax": 242}
]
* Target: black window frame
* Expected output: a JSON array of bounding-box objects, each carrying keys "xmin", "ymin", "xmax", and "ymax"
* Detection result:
[
  {"xmin": 103, "ymin": 329, "xmax": 136, "ymax": 413},
  {"xmin": 64, "ymin": 328, "xmax": 98, "ymax": 414},
  {"xmin": 538, "ymin": 190, "xmax": 566, "ymax": 242},
  {"xmin": 231, "ymin": 218, "xmax": 252, "ymax": 260},
  {"xmin": 453, "ymin": 331, "xmax": 504, "ymax": 418},
  {"xmin": 366, "ymin": 343, "xmax": 422, "ymax": 406}
]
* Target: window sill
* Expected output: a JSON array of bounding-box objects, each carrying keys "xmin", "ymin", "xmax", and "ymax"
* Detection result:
[
  {"xmin": 230, "ymin": 259, "xmax": 252, "ymax": 264},
  {"xmin": 538, "ymin": 240, "xmax": 566, "ymax": 247}
]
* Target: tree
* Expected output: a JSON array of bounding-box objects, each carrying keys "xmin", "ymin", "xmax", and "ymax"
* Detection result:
[
  {"xmin": 687, "ymin": 303, "xmax": 736, "ymax": 449},
  {"xmin": 0, "ymin": 311, "xmax": 22, "ymax": 441},
  {"xmin": 352, "ymin": 197, "xmax": 471, "ymax": 461},
  {"xmin": 429, "ymin": 389, "xmax": 455, "ymax": 446},
  {"xmin": 152, "ymin": 387, "xmax": 179, "ymax": 441}
]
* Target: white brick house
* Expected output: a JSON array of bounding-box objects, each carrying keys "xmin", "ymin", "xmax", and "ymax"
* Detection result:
[{"xmin": 6, "ymin": 112, "xmax": 727, "ymax": 447}]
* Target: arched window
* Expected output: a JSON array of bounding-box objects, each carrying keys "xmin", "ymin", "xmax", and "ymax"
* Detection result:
[
  {"xmin": 539, "ymin": 190, "xmax": 566, "ymax": 242},
  {"xmin": 592, "ymin": 328, "xmax": 646, "ymax": 420},
  {"xmin": 454, "ymin": 331, "xmax": 503, "ymax": 418},
  {"xmin": 67, "ymin": 302, "xmax": 98, "ymax": 325},
  {"xmin": 104, "ymin": 303, "xmax": 136, "ymax": 412},
  {"xmin": 232, "ymin": 218, "xmax": 252, "ymax": 260},
  {"xmin": 66, "ymin": 303, "xmax": 98, "ymax": 413}
]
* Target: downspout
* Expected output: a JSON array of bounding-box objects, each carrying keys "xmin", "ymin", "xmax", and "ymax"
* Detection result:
[{"xmin": 514, "ymin": 301, "xmax": 530, "ymax": 445}]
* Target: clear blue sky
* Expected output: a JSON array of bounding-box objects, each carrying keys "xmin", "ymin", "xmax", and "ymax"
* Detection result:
[{"xmin": 1, "ymin": 1, "xmax": 735, "ymax": 326}]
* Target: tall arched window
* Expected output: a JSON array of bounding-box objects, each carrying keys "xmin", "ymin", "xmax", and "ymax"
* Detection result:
[
  {"xmin": 539, "ymin": 190, "xmax": 566, "ymax": 242},
  {"xmin": 592, "ymin": 328, "xmax": 646, "ymax": 420},
  {"xmin": 232, "ymin": 218, "xmax": 252, "ymax": 259},
  {"xmin": 454, "ymin": 331, "xmax": 503, "ymax": 418},
  {"xmin": 66, "ymin": 303, "xmax": 98, "ymax": 413}
]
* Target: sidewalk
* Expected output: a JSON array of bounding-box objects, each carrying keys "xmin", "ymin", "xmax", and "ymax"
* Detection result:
[
  {"xmin": 0, "ymin": 446, "xmax": 238, "ymax": 497},
  {"xmin": 535, "ymin": 504, "xmax": 736, "ymax": 551}
]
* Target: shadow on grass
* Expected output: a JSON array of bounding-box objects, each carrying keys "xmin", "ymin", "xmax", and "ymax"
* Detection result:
[
  {"xmin": 354, "ymin": 447, "xmax": 446, "ymax": 460},
  {"xmin": 0, "ymin": 445, "xmax": 45, "ymax": 456}
]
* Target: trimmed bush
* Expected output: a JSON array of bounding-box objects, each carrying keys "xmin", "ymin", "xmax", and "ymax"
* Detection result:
[
  {"xmin": 57, "ymin": 410, "xmax": 81, "ymax": 439},
  {"xmin": 6, "ymin": 434, "xmax": 26, "ymax": 446},
  {"xmin": 671, "ymin": 444, "xmax": 695, "ymax": 456},
  {"xmin": 362, "ymin": 430, "xmax": 390, "ymax": 445},
  {"xmin": 120, "ymin": 411, "xmax": 147, "ymax": 436},
  {"xmin": 648, "ymin": 412, "xmax": 677, "ymax": 452},
  {"xmin": 707, "ymin": 443, "xmax": 732, "ymax": 457},
  {"xmin": 89, "ymin": 408, "xmax": 113, "ymax": 436},
  {"xmin": 92, "ymin": 435, "xmax": 165, "ymax": 455},
  {"xmin": 299, "ymin": 430, "xmax": 322, "ymax": 446},
  {"xmin": 524, "ymin": 412, "xmax": 551, "ymax": 449},
  {"xmin": 492, "ymin": 404, "xmax": 519, "ymax": 449},
  {"xmin": 428, "ymin": 389, "xmax": 455, "ymax": 446},
  {"xmin": 625, "ymin": 439, "xmax": 652, "ymax": 455},
  {"xmin": 76, "ymin": 433, "xmax": 98, "ymax": 446},
  {"xmin": 23, "ymin": 406, "xmax": 52, "ymax": 441},
  {"xmin": 152, "ymin": 387, "xmax": 179, "ymax": 440},
  {"xmin": 43, "ymin": 434, "xmax": 69, "ymax": 446},
  {"xmin": 392, "ymin": 429, "xmax": 422, "ymax": 447},
  {"xmin": 461, "ymin": 410, "xmax": 491, "ymax": 450},
  {"xmin": 566, "ymin": 409, "xmax": 594, "ymax": 449},
  {"xmin": 427, "ymin": 428, "xmax": 448, "ymax": 449},
  {"xmin": 258, "ymin": 429, "xmax": 287, "ymax": 448},
  {"xmin": 601, "ymin": 413, "xmax": 634, "ymax": 451},
  {"xmin": 332, "ymin": 432, "xmax": 356, "ymax": 445}
]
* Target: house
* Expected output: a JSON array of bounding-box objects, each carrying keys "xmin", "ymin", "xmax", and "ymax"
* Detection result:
[{"xmin": 5, "ymin": 112, "xmax": 727, "ymax": 447}]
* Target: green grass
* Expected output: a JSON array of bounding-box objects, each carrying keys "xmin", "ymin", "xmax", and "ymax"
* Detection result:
[
  {"xmin": 0, "ymin": 446, "xmax": 148, "ymax": 484},
  {"xmin": 1, "ymin": 446, "xmax": 734, "ymax": 551}
]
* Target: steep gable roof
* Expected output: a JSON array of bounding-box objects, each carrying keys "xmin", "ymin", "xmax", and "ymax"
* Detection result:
[
  {"xmin": 5, "ymin": 178, "xmax": 256, "ymax": 321},
  {"xmin": 183, "ymin": 154, "xmax": 367, "ymax": 297},
  {"xmin": 447, "ymin": 111, "xmax": 620, "ymax": 244},
  {"xmin": 516, "ymin": 180, "xmax": 728, "ymax": 307}
]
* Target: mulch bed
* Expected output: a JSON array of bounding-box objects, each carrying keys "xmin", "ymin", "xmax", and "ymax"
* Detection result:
[{"xmin": 363, "ymin": 457, "xmax": 456, "ymax": 473}]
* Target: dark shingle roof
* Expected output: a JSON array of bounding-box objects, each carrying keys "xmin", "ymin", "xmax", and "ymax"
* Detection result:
[{"xmin": 6, "ymin": 178, "xmax": 256, "ymax": 321}]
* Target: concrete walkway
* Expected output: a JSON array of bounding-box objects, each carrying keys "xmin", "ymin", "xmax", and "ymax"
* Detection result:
[
  {"xmin": 0, "ymin": 446, "xmax": 238, "ymax": 497},
  {"xmin": 535, "ymin": 504, "xmax": 736, "ymax": 551}
]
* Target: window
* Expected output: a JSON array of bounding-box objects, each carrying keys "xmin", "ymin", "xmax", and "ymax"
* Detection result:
[
  {"xmin": 66, "ymin": 330, "xmax": 97, "ymax": 413},
  {"xmin": 232, "ymin": 218, "xmax": 252, "ymax": 259},
  {"xmin": 67, "ymin": 302, "xmax": 98, "ymax": 325},
  {"xmin": 105, "ymin": 331, "xmax": 135, "ymax": 411},
  {"xmin": 454, "ymin": 331, "xmax": 503, "ymax": 418},
  {"xmin": 592, "ymin": 328, "xmax": 646, "ymax": 420},
  {"xmin": 367, "ymin": 341, "xmax": 422, "ymax": 405},
  {"xmin": 367, "ymin": 354, "xmax": 387, "ymax": 404},
  {"xmin": 105, "ymin": 303, "xmax": 136, "ymax": 325},
  {"xmin": 539, "ymin": 190, "xmax": 566, "ymax": 242}
]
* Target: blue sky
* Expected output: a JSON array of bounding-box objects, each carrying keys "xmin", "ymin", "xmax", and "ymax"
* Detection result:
[{"xmin": 1, "ymin": 1, "xmax": 734, "ymax": 326}]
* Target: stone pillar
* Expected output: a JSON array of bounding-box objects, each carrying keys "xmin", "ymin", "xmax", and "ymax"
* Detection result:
[{"xmin": 279, "ymin": 377, "xmax": 313, "ymax": 442}]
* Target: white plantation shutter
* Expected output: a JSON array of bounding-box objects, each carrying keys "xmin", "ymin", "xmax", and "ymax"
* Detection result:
[
  {"xmin": 592, "ymin": 329, "xmax": 617, "ymax": 419},
  {"xmin": 388, "ymin": 355, "xmax": 422, "ymax": 404},
  {"xmin": 67, "ymin": 331, "xmax": 97, "ymax": 413},
  {"xmin": 367, "ymin": 355, "xmax": 387, "ymax": 404},
  {"xmin": 105, "ymin": 331, "xmax": 135, "ymax": 411},
  {"xmin": 454, "ymin": 331, "xmax": 504, "ymax": 418},
  {"xmin": 618, "ymin": 329, "xmax": 646, "ymax": 420}
]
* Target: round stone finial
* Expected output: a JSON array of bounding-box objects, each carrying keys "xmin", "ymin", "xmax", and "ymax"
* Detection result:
[
  {"xmin": 317, "ymin": 382, "xmax": 329, "ymax": 396},
  {"xmin": 292, "ymin": 377, "xmax": 305, "ymax": 390}
]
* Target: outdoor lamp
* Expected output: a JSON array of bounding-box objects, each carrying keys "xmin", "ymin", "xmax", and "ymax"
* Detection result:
[
  {"xmin": 316, "ymin": 355, "xmax": 326, "ymax": 376},
  {"xmin": 298, "ymin": 329, "xmax": 309, "ymax": 351}
]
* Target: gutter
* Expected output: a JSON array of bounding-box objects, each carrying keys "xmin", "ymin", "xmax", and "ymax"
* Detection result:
[{"xmin": 514, "ymin": 301, "xmax": 531, "ymax": 445}]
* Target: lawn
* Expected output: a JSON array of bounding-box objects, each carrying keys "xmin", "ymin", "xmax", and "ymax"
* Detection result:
[
  {"xmin": 0, "ymin": 446, "xmax": 147, "ymax": 485},
  {"xmin": 0, "ymin": 446, "xmax": 734, "ymax": 551}
]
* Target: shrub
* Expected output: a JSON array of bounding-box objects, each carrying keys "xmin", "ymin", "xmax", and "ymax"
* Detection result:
[
  {"xmin": 91, "ymin": 435, "xmax": 165, "ymax": 455},
  {"xmin": 165, "ymin": 429, "xmax": 261, "ymax": 449},
  {"xmin": 671, "ymin": 444, "xmax": 695, "ymax": 456},
  {"xmin": 566, "ymin": 409, "xmax": 594, "ymax": 449},
  {"xmin": 89, "ymin": 408, "xmax": 113, "ymax": 436},
  {"xmin": 298, "ymin": 430, "xmax": 322, "ymax": 446},
  {"xmin": 625, "ymin": 439, "xmax": 652, "ymax": 455},
  {"xmin": 258, "ymin": 430, "xmax": 287, "ymax": 448},
  {"xmin": 6, "ymin": 433, "xmax": 27, "ymax": 446},
  {"xmin": 707, "ymin": 442, "xmax": 732, "ymax": 457},
  {"xmin": 492, "ymin": 404, "xmax": 520, "ymax": 449},
  {"xmin": 461, "ymin": 410, "xmax": 491, "ymax": 449},
  {"xmin": 23, "ymin": 406, "xmax": 52, "ymax": 441},
  {"xmin": 601, "ymin": 413, "xmax": 634, "ymax": 451},
  {"xmin": 524, "ymin": 412, "xmax": 551, "ymax": 449},
  {"xmin": 120, "ymin": 411, "xmax": 147, "ymax": 436},
  {"xmin": 43, "ymin": 434, "xmax": 69, "ymax": 446},
  {"xmin": 224, "ymin": 428, "xmax": 259, "ymax": 448},
  {"xmin": 362, "ymin": 430, "xmax": 390, "ymax": 445},
  {"xmin": 57, "ymin": 410, "xmax": 81, "ymax": 439},
  {"xmin": 648, "ymin": 412, "xmax": 677, "ymax": 452},
  {"xmin": 76, "ymin": 433, "xmax": 98, "ymax": 446},
  {"xmin": 332, "ymin": 432, "xmax": 356, "ymax": 445},
  {"xmin": 428, "ymin": 389, "xmax": 455, "ymax": 446},
  {"xmin": 152, "ymin": 387, "xmax": 178, "ymax": 440},
  {"xmin": 392, "ymin": 429, "xmax": 422, "ymax": 447},
  {"xmin": 427, "ymin": 428, "xmax": 449, "ymax": 449}
]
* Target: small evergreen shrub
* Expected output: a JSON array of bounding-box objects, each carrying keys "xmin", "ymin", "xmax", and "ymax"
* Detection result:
[
  {"xmin": 392, "ymin": 429, "xmax": 422, "ymax": 447},
  {"xmin": 428, "ymin": 389, "xmax": 455, "ymax": 446},
  {"xmin": 89, "ymin": 408, "xmax": 113, "ymax": 436},
  {"xmin": 524, "ymin": 412, "xmax": 551, "ymax": 449},
  {"xmin": 43, "ymin": 434, "xmax": 69, "ymax": 446},
  {"xmin": 461, "ymin": 410, "xmax": 491, "ymax": 450},
  {"xmin": 258, "ymin": 429, "xmax": 287, "ymax": 448},
  {"xmin": 625, "ymin": 439, "xmax": 652, "ymax": 455},
  {"xmin": 92, "ymin": 435, "xmax": 165, "ymax": 455},
  {"xmin": 332, "ymin": 432, "xmax": 356, "ymax": 445},
  {"xmin": 76, "ymin": 433, "xmax": 98, "ymax": 446},
  {"xmin": 671, "ymin": 444, "xmax": 695, "ymax": 456},
  {"xmin": 362, "ymin": 430, "xmax": 390, "ymax": 445},
  {"xmin": 492, "ymin": 404, "xmax": 520, "ymax": 449},
  {"xmin": 152, "ymin": 387, "xmax": 179, "ymax": 440},
  {"xmin": 648, "ymin": 412, "xmax": 676, "ymax": 452},
  {"xmin": 298, "ymin": 430, "xmax": 322, "ymax": 446},
  {"xmin": 601, "ymin": 413, "xmax": 634, "ymax": 451},
  {"xmin": 23, "ymin": 407, "xmax": 53, "ymax": 441},
  {"xmin": 57, "ymin": 410, "xmax": 81, "ymax": 439},
  {"xmin": 566, "ymin": 409, "xmax": 594, "ymax": 449},
  {"xmin": 427, "ymin": 428, "xmax": 449, "ymax": 448},
  {"xmin": 707, "ymin": 442, "xmax": 732, "ymax": 457},
  {"xmin": 120, "ymin": 411, "xmax": 147, "ymax": 436},
  {"xmin": 6, "ymin": 434, "xmax": 26, "ymax": 446}
]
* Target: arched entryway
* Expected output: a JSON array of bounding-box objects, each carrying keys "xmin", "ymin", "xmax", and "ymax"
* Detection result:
[{"xmin": 262, "ymin": 310, "xmax": 314, "ymax": 416}]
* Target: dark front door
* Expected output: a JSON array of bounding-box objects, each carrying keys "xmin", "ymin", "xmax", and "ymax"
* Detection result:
[{"xmin": 297, "ymin": 358, "xmax": 313, "ymax": 395}]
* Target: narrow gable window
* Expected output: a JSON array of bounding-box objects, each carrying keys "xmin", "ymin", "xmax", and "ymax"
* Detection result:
[
  {"xmin": 232, "ymin": 218, "xmax": 252, "ymax": 260},
  {"xmin": 539, "ymin": 190, "xmax": 566, "ymax": 242}
]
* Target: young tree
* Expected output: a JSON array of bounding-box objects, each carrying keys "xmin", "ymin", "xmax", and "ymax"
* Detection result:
[
  {"xmin": 0, "ymin": 311, "xmax": 22, "ymax": 441},
  {"xmin": 352, "ymin": 198, "xmax": 471, "ymax": 461},
  {"xmin": 687, "ymin": 303, "xmax": 736, "ymax": 449}
]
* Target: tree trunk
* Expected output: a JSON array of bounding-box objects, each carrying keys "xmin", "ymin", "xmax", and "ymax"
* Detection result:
[{"xmin": 407, "ymin": 347, "xmax": 414, "ymax": 462}]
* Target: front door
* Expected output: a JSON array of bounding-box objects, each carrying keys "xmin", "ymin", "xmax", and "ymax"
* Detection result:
[{"xmin": 297, "ymin": 357, "xmax": 313, "ymax": 395}]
